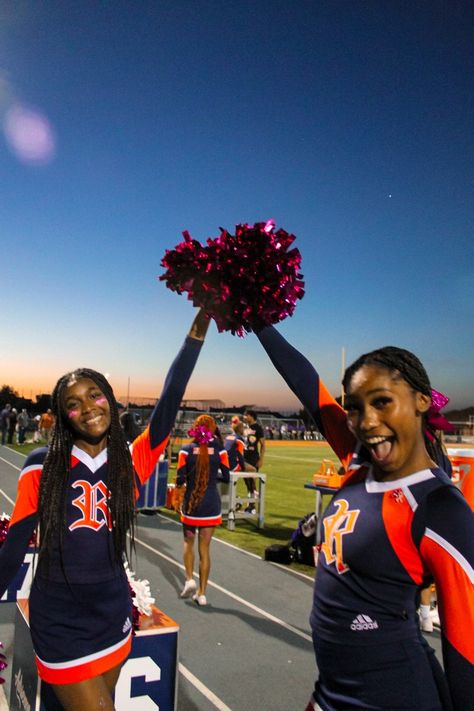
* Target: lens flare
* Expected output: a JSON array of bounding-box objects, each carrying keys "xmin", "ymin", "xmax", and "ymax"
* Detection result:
[{"xmin": 3, "ymin": 104, "xmax": 55, "ymax": 164}]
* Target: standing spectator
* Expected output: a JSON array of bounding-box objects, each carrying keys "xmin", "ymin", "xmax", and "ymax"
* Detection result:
[
  {"xmin": 224, "ymin": 417, "xmax": 255, "ymax": 473},
  {"xmin": 17, "ymin": 408, "xmax": 29, "ymax": 445},
  {"xmin": 33, "ymin": 414, "xmax": 41, "ymax": 443},
  {"xmin": 39, "ymin": 408, "xmax": 54, "ymax": 443},
  {"xmin": 7, "ymin": 408, "xmax": 17, "ymax": 445},
  {"xmin": 0, "ymin": 404, "xmax": 11, "ymax": 445},
  {"xmin": 243, "ymin": 409, "xmax": 265, "ymax": 513},
  {"xmin": 177, "ymin": 414, "xmax": 230, "ymax": 606}
]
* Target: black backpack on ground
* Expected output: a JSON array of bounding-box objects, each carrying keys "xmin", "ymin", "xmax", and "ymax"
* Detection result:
[{"xmin": 264, "ymin": 544, "xmax": 293, "ymax": 565}]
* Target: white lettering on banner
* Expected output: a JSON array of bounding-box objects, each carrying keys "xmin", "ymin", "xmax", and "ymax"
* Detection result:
[
  {"xmin": 1, "ymin": 553, "xmax": 34, "ymax": 601},
  {"xmin": 114, "ymin": 657, "xmax": 161, "ymax": 710}
]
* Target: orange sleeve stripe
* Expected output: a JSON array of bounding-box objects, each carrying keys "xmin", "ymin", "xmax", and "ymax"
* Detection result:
[
  {"xmin": 36, "ymin": 634, "xmax": 132, "ymax": 684},
  {"xmin": 237, "ymin": 441, "xmax": 244, "ymax": 454},
  {"xmin": 10, "ymin": 467, "xmax": 42, "ymax": 525},
  {"xmin": 420, "ymin": 533, "xmax": 474, "ymax": 664},
  {"xmin": 177, "ymin": 451, "xmax": 188, "ymax": 469},
  {"xmin": 132, "ymin": 426, "xmax": 169, "ymax": 486},
  {"xmin": 219, "ymin": 451, "xmax": 230, "ymax": 467},
  {"xmin": 318, "ymin": 380, "xmax": 356, "ymax": 470},
  {"xmin": 381, "ymin": 491, "xmax": 425, "ymax": 584}
]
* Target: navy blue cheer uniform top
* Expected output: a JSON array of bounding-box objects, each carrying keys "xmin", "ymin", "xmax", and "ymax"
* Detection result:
[
  {"xmin": 257, "ymin": 325, "xmax": 474, "ymax": 711},
  {"xmin": 224, "ymin": 432, "xmax": 246, "ymax": 471},
  {"xmin": 177, "ymin": 438, "xmax": 230, "ymax": 526},
  {"xmin": 0, "ymin": 335, "xmax": 204, "ymax": 684}
]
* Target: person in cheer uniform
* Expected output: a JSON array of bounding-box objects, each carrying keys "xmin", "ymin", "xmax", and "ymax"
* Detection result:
[
  {"xmin": 256, "ymin": 326, "xmax": 473, "ymax": 711},
  {"xmin": 0, "ymin": 308, "xmax": 209, "ymax": 711},
  {"xmin": 177, "ymin": 414, "xmax": 230, "ymax": 606}
]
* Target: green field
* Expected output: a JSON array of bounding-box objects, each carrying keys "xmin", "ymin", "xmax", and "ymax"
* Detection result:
[{"xmin": 7, "ymin": 441, "xmax": 339, "ymax": 576}]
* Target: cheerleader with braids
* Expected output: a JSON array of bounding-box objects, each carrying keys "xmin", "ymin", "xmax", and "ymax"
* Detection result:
[
  {"xmin": 0, "ymin": 308, "xmax": 209, "ymax": 711},
  {"xmin": 177, "ymin": 414, "xmax": 230, "ymax": 606},
  {"xmin": 255, "ymin": 327, "xmax": 473, "ymax": 711}
]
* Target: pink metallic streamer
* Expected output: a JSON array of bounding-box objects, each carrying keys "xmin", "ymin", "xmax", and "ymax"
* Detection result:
[{"xmin": 159, "ymin": 221, "xmax": 305, "ymax": 336}]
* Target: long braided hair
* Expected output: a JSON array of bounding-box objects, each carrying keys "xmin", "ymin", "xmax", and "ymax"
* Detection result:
[
  {"xmin": 37, "ymin": 368, "xmax": 136, "ymax": 568},
  {"xmin": 342, "ymin": 346, "xmax": 441, "ymax": 464},
  {"xmin": 186, "ymin": 414, "xmax": 216, "ymax": 514}
]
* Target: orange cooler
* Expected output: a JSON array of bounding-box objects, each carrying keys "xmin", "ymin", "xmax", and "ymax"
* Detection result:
[{"xmin": 447, "ymin": 448, "xmax": 474, "ymax": 511}]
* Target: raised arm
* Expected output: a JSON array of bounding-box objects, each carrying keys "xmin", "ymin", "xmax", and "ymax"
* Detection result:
[
  {"xmin": 132, "ymin": 309, "xmax": 210, "ymax": 483},
  {"xmin": 256, "ymin": 325, "xmax": 355, "ymax": 469}
]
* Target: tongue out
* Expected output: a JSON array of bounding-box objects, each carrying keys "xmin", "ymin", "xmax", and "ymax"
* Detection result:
[{"xmin": 371, "ymin": 439, "xmax": 392, "ymax": 462}]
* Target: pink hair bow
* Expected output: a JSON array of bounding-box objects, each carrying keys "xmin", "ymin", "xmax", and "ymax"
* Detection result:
[
  {"xmin": 188, "ymin": 425, "xmax": 214, "ymax": 445},
  {"xmin": 426, "ymin": 389, "xmax": 455, "ymax": 439}
]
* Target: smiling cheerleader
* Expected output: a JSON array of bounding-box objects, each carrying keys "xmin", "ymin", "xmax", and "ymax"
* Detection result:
[
  {"xmin": 0, "ymin": 308, "xmax": 209, "ymax": 711},
  {"xmin": 255, "ymin": 327, "xmax": 473, "ymax": 711}
]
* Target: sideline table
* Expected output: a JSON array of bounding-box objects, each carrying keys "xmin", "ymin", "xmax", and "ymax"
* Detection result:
[{"xmin": 219, "ymin": 471, "xmax": 267, "ymax": 530}]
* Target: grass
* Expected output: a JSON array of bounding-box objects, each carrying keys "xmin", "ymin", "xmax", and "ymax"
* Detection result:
[{"xmin": 6, "ymin": 440, "xmax": 340, "ymax": 576}]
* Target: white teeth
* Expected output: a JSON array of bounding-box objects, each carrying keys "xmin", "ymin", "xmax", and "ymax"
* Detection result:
[
  {"xmin": 86, "ymin": 415, "xmax": 101, "ymax": 425},
  {"xmin": 366, "ymin": 436, "xmax": 388, "ymax": 445}
]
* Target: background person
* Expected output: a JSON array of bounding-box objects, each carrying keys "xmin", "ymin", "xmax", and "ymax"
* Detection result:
[
  {"xmin": 177, "ymin": 414, "xmax": 230, "ymax": 606},
  {"xmin": 0, "ymin": 404, "xmax": 11, "ymax": 445},
  {"xmin": 0, "ymin": 308, "xmax": 209, "ymax": 711},
  {"xmin": 255, "ymin": 325, "xmax": 473, "ymax": 711},
  {"xmin": 17, "ymin": 408, "xmax": 29, "ymax": 445},
  {"xmin": 224, "ymin": 416, "xmax": 255, "ymax": 473},
  {"xmin": 39, "ymin": 408, "xmax": 54, "ymax": 444},
  {"xmin": 243, "ymin": 409, "xmax": 265, "ymax": 513},
  {"xmin": 7, "ymin": 407, "xmax": 17, "ymax": 445}
]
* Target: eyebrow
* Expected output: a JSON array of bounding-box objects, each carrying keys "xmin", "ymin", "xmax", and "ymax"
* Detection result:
[{"xmin": 346, "ymin": 388, "xmax": 393, "ymax": 400}]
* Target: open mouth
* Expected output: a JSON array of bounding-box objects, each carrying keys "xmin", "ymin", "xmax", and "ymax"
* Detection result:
[{"xmin": 365, "ymin": 435, "xmax": 395, "ymax": 464}]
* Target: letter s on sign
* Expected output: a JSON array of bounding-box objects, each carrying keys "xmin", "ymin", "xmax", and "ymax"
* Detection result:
[{"xmin": 114, "ymin": 657, "xmax": 161, "ymax": 710}]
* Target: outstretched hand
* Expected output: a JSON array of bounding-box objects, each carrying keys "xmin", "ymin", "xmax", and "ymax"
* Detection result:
[{"xmin": 188, "ymin": 308, "xmax": 211, "ymax": 341}]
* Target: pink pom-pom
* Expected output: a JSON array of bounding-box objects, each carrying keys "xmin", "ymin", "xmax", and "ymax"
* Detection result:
[
  {"xmin": 0, "ymin": 514, "xmax": 36, "ymax": 549},
  {"xmin": 0, "ymin": 515, "xmax": 10, "ymax": 547},
  {"xmin": 160, "ymin": 221, "xmax": 305, "ymax": 335},
  {"xmin": 0, "ymin": 643, "xmax": 6, "ymax": 683}
]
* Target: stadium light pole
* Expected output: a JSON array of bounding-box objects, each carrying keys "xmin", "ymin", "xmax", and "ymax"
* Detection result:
[{"xmin": 341, "ymin": 347, "xmax": 345, "ymax": 407}]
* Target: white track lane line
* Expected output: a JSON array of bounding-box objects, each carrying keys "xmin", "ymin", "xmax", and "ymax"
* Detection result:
[
  {"xmin": 178, "ymin": 663, "xmax": 233, "ymax": 711},
  {"xmin": 156, "ymin": 512, "xmax": 314, "ymax": 582},
  {"xmin": 134, "ymin": 534, "xmax": 312, "ymax": 643}
]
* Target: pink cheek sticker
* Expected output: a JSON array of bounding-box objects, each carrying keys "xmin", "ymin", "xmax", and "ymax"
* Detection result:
[
  {"xmin": 96, "ymin": 397, "xmax": 107, "ymax": 406},
  {"xmin": 68, "ymin": 410, "xmax": 78, "ymax": 419}
]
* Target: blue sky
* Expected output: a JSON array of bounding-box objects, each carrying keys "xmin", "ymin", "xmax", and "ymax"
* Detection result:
[{"xmin": 1, "ymin": 2, "xmax": 473, "ymax": 411}]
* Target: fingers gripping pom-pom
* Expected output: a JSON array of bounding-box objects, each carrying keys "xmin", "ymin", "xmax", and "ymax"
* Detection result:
[{"xmin": 160, "ymin": 220, "xmax": 305, "ymax": 336}]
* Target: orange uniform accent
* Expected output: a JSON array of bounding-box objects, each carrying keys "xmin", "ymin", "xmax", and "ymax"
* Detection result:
[
  {"xmin": 36, "ymin": 635, "xmax": 132, "ymax": 684},
  {"xmin": 381, "ymin": 490, "xmax": 425, "ymax": 585},
  {"xmin": 10, "ymin": 467, "xmax": 41, "ymax": 526},
  {"xmin": 420, "ymin": 534, "xmax": 474, "ymax": 665}
]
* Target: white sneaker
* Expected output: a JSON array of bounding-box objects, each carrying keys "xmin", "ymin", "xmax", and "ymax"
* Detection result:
[
  {"xmin": 180, "ymin": 579, "xmax": 197, "ymax": 598},
  {"xmin": 192, "ymin": 593, "xmax": 207, "ymax": 606},
  {"xmin": 420, "ymin": 615, "xmax": 433, "ymax": 633}
]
